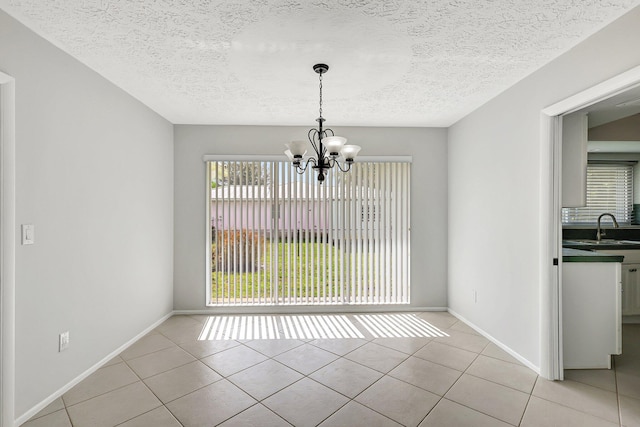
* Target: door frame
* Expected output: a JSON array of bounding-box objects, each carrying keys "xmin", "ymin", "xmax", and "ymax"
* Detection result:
[
  {"xmin": 540, "ymin": 64, "xmax": 640, "ymax": 380},
  {"xmin": 0, "ymin": 70, "xmax": 16, "ymax": 427}
]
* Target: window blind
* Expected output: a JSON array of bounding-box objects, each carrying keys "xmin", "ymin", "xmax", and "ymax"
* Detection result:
[
  {"xmin": 562, "ymin": 163, "xmax": 634, "ymax": 224},
  {"xmin": 207, "ymin": 160, "xmax": 411, "ymax": 306}
]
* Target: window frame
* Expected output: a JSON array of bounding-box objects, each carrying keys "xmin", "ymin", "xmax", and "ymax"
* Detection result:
[
  {"xmin": 203, "ymin": 155, "xmax": 412, "ymax": 307},
  {"xmin": 562, "ymin": 161, "xmax": 634, "ymax": 225}
]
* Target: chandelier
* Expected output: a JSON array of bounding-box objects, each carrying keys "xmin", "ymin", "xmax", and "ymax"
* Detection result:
[{"xmin": 285, "ymin": 64, "xmax": 361, "ymax": 182}]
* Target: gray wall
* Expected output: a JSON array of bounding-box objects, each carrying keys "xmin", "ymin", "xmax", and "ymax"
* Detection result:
[
  {"xmin": 174, "ymin": 125, "xmax": 448, "ymax": 311},
  {"xmin": 448, "ymin": 5, "xmax": 640, "ymax": 370},
  {"xmin": 0, "ymin": 10, "xmax": 174, "ymax": 416}
]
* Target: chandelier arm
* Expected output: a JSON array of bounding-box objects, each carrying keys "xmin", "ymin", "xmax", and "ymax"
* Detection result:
[
  {"xmin": 294, "ymin": 165, "xmax": 307, "ymax": 175},
  {"xmin": 318, "ymin": 132, "xmax": 328, "ymax": 159},
  {"xmin": 333, "ymin": 159, "xmax": 352, "ymax": 172},
  {"xmin": 308, "ymin": 129, "xmax": 321, "ymax": 157},
  {"xmin": 325, "ymin": 157, "xmax": 335, "ymax": 169},
  {"xmin": 294, "ymin": 159, "xmax": 310, "ymax": 174},
  {"xmin": 298, "ymin": 157, "xmax": 317, "ymax": 174}
]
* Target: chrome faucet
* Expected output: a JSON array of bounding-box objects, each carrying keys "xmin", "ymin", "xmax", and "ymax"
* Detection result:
[{"xmin": 596, "ymin": 213, "xmax": 619, "ymax": 241}]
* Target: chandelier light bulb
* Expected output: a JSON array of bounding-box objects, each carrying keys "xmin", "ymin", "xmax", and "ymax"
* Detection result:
[
  {"xmin": 341, "ymin": 145, "xmax": 361, "ymax": 162},
  {"xmin": 286, "ymin": 141, "xmax": 307, "ymax": 158},
  {"xmin": 323, "ymin": 136, "xmax": 347, "ymax": 157}
]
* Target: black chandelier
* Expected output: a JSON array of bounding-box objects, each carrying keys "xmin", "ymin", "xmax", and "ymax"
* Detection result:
[{"xmin": 285, "ymin": 63, "xmax": 361, "ymax": 182}]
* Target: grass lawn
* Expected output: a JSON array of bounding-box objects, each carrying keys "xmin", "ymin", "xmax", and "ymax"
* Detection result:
[{"xmin": 211, "ymin": 241, "xmax": 352, "ymax": 304}]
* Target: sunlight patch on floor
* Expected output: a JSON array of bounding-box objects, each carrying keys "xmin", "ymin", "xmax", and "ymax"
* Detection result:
[{"xmin": 198, "ymin": 313, "xmax": 449, "ymax": 340}]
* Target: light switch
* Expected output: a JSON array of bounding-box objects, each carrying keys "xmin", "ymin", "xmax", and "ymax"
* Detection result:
[{"xmin": 21, "ymin": 224, "xmax": 35, "ymax": 245}]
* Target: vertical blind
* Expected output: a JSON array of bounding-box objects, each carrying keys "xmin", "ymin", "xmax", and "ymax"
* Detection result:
[
  {"xmin": 207, "ymin": 160, "xmax": 411, "ymax": 306},
  {"xmin": 562, "ymin": 163, "xmax": 634, "ymax": 224}
]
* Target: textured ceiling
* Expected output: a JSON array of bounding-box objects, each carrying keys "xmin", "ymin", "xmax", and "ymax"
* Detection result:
[{"xmin": 1, "ymin": 1, "xmax": 639, "ymax": 126}]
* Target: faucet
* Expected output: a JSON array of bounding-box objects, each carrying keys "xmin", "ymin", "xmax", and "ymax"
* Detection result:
[{"xmin": 596, "ymin": 213, "xmax": 619, "ymax": 241}]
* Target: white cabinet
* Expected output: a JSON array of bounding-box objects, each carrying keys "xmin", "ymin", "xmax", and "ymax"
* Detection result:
[
  {"xmin": 562, "ymin": 112, "xmax": 587, "ymax": 207},
  {"xmin": 562, "ymin": 262, "xmax": 622, "ymax": 369},
  {"xmin": 622, "ymin": 263, "xmax": 640, "ymax": 315},
  {"xmin": 595, "ymin": 250, "xmax": 640, "ymax": 316}
]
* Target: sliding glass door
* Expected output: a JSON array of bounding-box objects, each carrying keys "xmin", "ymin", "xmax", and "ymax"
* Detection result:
[{"xmin": 207, "ymin": 159, "xmax": 410, "ymax": 306}]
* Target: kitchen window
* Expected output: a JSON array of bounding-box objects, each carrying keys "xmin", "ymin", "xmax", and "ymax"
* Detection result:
[{"xmin": 562, "ymin": 162, "xmax": 634, "ymax": 224}]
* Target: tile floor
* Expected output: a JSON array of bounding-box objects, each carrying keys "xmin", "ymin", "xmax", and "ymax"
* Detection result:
[{"xmin": 22, "ymin": 313, "xmax": 640, "ymax": 427}]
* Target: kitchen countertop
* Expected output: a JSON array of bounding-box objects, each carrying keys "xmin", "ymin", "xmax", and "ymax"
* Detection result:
[
  {"xmin": 562, "ymin": 248, "xmax": 624, "ymax": 263},
  {"xmin": 562, "ymin": 239, "xmax": 640, "ymax": 251}
]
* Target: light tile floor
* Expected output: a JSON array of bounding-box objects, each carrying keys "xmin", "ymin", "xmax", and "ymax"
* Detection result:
[{"xmin": 21, "ymin": 313, "xmax": 640, "ymax": 427}]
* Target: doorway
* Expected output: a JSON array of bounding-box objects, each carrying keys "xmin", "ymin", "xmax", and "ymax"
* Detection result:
[{"xmin": 542, "ymin": 64, "xmax": 640, "ymax": 380}]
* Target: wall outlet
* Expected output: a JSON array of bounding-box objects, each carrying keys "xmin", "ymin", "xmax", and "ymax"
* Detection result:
[{"xmin": 59, "ymin": 331, "xmax": 70, "ymax": 352}]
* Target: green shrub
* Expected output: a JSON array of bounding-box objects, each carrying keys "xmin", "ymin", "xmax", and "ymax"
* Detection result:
[{"xmin": 212, "ymin": 229, "xmax": 264, "ymax": 273}]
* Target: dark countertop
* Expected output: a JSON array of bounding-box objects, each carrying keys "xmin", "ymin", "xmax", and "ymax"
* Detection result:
[
  {"xmin": 562, "ymin": 248, "xmax": 624, "ymax": 263},
  {"xmin": 562, "ymin": 239, "xmax": 640, "ymax": 251}
]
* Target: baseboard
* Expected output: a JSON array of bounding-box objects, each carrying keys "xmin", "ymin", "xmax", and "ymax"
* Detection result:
[
  {"xmin": 15, "ymin": 311, "xmax": 174, "ymax": 426},
  {"xmin": 447, "ymin": 309, "xmax": 541, "ymax": 375},
  {"xmin": 174, "ymin": 306, "xmax": 448, "ymax": 315}
]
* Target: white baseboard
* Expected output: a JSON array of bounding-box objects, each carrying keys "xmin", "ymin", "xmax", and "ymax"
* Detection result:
[
  {"xmin": 15, "ymin": 311, "xmax": 174, "ymax": 426},
  {"xmin": 174, "ymin": 306, "xmax": 448, "ymax": 315},
  {"xmin": 447, "ymin": 309, "xmax": 541, "ymax": 375}
]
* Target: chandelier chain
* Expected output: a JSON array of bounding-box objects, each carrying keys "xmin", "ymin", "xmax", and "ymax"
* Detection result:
[{"xmin": 318, "ymin": 72, "xmax": 323, "ymax": 119}]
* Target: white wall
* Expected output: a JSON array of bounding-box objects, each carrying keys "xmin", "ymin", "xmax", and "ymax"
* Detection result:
[
  {"xmin": 174, "ymin": 125, "xmax": 447, "ymax": 311},
  {"xmin": 0, "ymin": 10, "xmax": 174, "ymax": 417},
  {"xmin": 448, "ymin": 5, "xmax": 640, "ymax": 370}
]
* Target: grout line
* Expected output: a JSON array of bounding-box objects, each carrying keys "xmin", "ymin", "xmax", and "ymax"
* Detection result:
[
  {"xmin": 518, "ymin": 375, "xmax": 541, "ymax": 426},
  {"xmin": 136, "ymin": 336, "xmax": 256, "ymax": 426},
  {"xmin": 120, "ymin": 339, "xmax": 178, "ymax": 362},
  {"xmin": 308, "ymin": 395, "xmax": 351, "ymax": 426},
  {"xmin": 61, "ymin": 367, "xmax": 140, "ymax": 409},
  {"xmin": 613, "ymin": 354, "xmax": 623, "ymax": 427},
  {"xmin": 63, "ymin": 378, "xmax": 168, "ymax": 427},
  {"xmin": 366, "ymin": 348, "xmax": 491, "ymax": 427},
  {"xmin": 431, "ymin": 337, "xmax": 489, "ymax": 355},
  {"xmin": 414, "ymin": 344, "xmax": 530, "ymax": 426},
  {"xmin": 306, "ymin": 337, "xmax": 369, "ymax": 356},
  {"xmin": 461, "ymin": 369, "xmax": 537, "ymax": 396},
  {"xmin": 115, "ymin": 334, "xmax": 199, "ymax": 427},
  {"xmin": 141, "ymin": 360, "xmax": 226, "ymax": 405},
  {"xmin": 111, "ymin": 404, "xmax": 175, "ymax": 427},
  {"xmin": 336, "ymin": 371, "xmax": 402, "ymax": 423},
  {"xmin": 531, "ymin": 389, "xmax": 623, "ymax": 425},
  {"xmin": 212, "ymin": 403, "xmax": 294, "ymax": 427},
  {"xmin": 117, "ymin": 354, "xmax": 177, "ymax": 425},
  {"xmin": 410, "ymin": 344, "xmax": 477, "ymax": 372},
  {"xmin": 478, "ymin": 350, "xmax": 528, "ymax": 368},
  {"xmin": 63, "ymin": 406, "xmax": 73, "ymax": 427}
]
